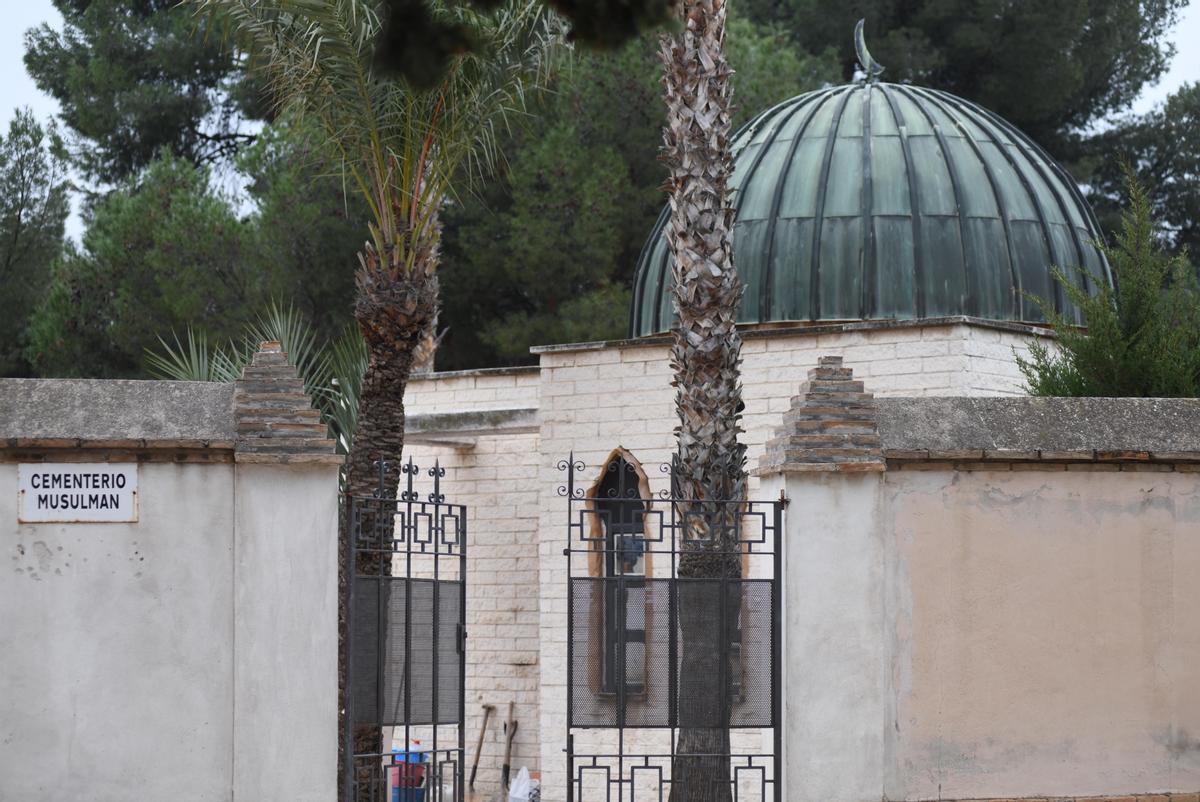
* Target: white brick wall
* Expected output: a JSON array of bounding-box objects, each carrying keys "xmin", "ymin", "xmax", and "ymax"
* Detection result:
[
  {"xmin": 400, "ymin": 428, "xmax": 542, "ymax": 793},
  {"xmin": 405, "ymin": 368, "xmax": 541, "ymax": 415},
  {"xmin": 401, "ymin": 321, "xmax": 1045, "ymax": 800}
]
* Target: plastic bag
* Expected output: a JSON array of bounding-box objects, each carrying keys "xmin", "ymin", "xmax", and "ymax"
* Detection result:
[{"xmin": 507, "ymin": 767, "xmax": 532, "ymax": 802}]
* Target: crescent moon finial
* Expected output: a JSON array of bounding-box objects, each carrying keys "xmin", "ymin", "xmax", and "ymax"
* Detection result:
[{"xmin": 854, "ymin": 19, "xmax": 885, "ymax": 82}]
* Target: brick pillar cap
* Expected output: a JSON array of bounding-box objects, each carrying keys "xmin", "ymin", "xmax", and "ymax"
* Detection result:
[
  {"xmin": 755, "ymin": 355, "xmax": 885, "ymax": 475},
  {"xmin": 233, "ymin": 342, "xmax": 343, "ymax": 465}
]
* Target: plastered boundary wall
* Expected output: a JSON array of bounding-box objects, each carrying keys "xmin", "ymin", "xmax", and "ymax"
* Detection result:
[
  {"xmin": 401, "ymin": 318, "xmax": 1047, "ymax": 800},
  {"xmin": 758, "ymin": 361, "xmax": 1200, "ymax": 802},
  {"xmin": 0, "ymin": 348, "xmax": 340, "ymax": 802}
]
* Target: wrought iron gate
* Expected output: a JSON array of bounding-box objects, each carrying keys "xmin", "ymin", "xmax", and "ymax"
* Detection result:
[
  {"xmin": 559, "ymin": 455, "xmax": 784, "ymax": 802},
  {"xmin": 345, "ymin": 458, "xmax": 467, "ymax": 802}
]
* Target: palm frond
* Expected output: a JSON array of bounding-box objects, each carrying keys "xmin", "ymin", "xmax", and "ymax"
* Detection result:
[
  {"xmin": 319, "ymin": 324, "xmax": 370, "ymax": 455},
  {"xmin": 146, "ymin": 304, "xmax": 369, "ymax": 455},
  {"xmin": 190, "ymin": 0, "xmax": 562, "ymax": 267},
  {"xmin": 244, "ymin": 300, "xmax": 335, "ymax": 403},
  {"xmin": 146, "ymin": 329, "xmax": 247, "ymax": 382}
]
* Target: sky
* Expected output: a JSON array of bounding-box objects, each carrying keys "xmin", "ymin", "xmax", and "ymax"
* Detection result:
[{"xmin": 1, "ymin": 0, "xmax": 1197, "ymax": 237}]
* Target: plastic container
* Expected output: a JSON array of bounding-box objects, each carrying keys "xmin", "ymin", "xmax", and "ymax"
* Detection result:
[
  {"xmin": 392, "ymin": 788, "xmax": 425, "ymax": 802},
  {"xmin": 389, "ymin": 748, "xmax": 427, "ymax": 802}
]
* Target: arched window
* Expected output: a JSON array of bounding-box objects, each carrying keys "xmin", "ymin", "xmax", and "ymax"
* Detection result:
[{"xmin": 586, "ymin": 449, "xmax": 653, "ymax": 695}]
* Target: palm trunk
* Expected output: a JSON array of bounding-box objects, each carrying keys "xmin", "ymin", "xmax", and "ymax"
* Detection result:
[
  {"xmin": 411, "ymin": 310, "xmax": 441, "ymax": 374},
  {"xmin": 659, "ymin": 1, "xmax": 745, "ymax": 801},
  {"xmin": 338, "ymin": 213, "xmax": 442, "ymax": 801}
]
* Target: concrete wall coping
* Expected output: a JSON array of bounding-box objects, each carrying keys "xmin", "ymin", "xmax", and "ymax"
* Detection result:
[
  {"xmin": 758, "ymin": 354, "xmax": 1200, "ymax": 474},
  {"xmin": 1, "ymin": 342, "xmax": 342, "ymax": 465},
  {"xmin": 408, "ymin": 365, "xmax": 541, "ymax": 383},
  {"xmin": 876, "ymin": 396, "xmax": 1200, "ymax": 461},
  {"xmin": 0, "ymin": 378, "xmax": 236, "ymax": 446},
  {"xmin": 529, "ymin": 316, "xmax": 1052, "ymax": 355}
]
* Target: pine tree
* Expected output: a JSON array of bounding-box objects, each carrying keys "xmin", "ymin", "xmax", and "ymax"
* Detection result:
[{"xmin": 1017, "ymin": 170, "xmax": 1200, "ymax": 397}]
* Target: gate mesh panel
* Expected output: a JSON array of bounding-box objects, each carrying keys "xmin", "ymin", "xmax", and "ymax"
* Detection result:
[
  {"xmin": 731, "ymin": 580, "xmax": 773, "ymax": 727},
  {"xmin": 570, "ymin": 577, "xmax": 615, "ymax": 727},
  {"xmin": 351, "ymin": 577, "xmax": 462, "ymax": 726},
  {"xmin": 569, "ymin": 576, "xmax": 773, "ymax": 728}
]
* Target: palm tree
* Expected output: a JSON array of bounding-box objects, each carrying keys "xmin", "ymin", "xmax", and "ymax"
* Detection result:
[
  {"xmin": 191, "ymin": 0, "xmax": 556, "ymax": 491},
  {"xmin": 658, "ymin": 0, "xmax": 745, "ymax": 800},
  {"xmin": 189, "ymin": 0, "xmax": 559, "ymax": 793}
]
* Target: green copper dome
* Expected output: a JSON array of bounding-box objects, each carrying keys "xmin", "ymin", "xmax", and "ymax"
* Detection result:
[{"xmin": 629, "ymin": 82, "xmax": 1112, "ymax": 338}]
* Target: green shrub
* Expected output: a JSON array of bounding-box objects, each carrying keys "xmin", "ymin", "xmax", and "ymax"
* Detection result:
[{"xmin": 1018, "ymin": 171, "xmax": 1200, "ymax": 397}]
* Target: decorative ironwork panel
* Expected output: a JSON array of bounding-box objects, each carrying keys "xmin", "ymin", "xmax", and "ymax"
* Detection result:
[
  {"xmin": 568, "ymin": 748, "xmax": 777, "ymax": 802},
  {"xmin": 345, "ymin": 457, "xmax": 466, "ymax": 802},
  {"xmin": 559, "ymin": 453, "xmax": 784, "ymax": 802}
]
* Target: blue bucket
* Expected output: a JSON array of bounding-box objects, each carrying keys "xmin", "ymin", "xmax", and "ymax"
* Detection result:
[{"xmin": 392, "ymin": 788, "xmax": 424, "ymax": 802}]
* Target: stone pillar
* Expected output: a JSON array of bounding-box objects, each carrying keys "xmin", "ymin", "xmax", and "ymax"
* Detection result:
[
  {"xmin": 231, "ymin": 342, "xmax": 344, "ymax": 802},
  {"xmin": 756, "ymin": 356, "xmax": 889, "ymax": 802}
]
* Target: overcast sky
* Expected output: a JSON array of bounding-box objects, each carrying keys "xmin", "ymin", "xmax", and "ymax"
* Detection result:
[{"xmin": 2, "ymin": 0, "xmax": 1197, "ymax": 236}]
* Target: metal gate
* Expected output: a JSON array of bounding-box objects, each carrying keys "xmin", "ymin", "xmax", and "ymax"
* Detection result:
[
  {"xmin": 559, "ymin": 454, "xmax": 784, "ymax": 802},
  {"xmin": 345, "ymin": 458, "xmax": 467, "ymax": 802}
]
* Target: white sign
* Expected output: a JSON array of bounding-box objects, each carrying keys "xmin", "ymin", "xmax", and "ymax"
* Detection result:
[{"xmin": 18, "ymin": 463, "xmax": 139, "ymax": 523}]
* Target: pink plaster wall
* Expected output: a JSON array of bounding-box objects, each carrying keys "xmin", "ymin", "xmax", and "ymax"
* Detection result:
[{"xmin": 886, "ymin": 469, "xmax": 1200, "ymax": 799}]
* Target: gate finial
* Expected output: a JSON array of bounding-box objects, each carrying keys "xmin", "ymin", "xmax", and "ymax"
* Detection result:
[
  {"xmin": 372, "ymin": 454, "xmax": 392, "ymax": 498},
  {"xmin": 428, "ymin": 459, "xmax": 446, "ymax": 503},
  {"xmin": 401, "ymin": 456, "xmax": 419, "ymax": 502}
]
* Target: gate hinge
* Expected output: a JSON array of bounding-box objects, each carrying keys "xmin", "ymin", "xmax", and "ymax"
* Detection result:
[{"xmin": 457, "ymin": 622, "xmax": 467, "ymax": 654}]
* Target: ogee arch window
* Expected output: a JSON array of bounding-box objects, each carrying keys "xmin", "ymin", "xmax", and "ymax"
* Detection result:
[{"xmin": 587, "ymin": 449, "xmax": 653, "ymax": 695}]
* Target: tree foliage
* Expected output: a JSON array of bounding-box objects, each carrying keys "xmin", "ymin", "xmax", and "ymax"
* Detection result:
[
  {"xmin": 19, "ymin": 0, "xmax": 1199, "ymax": 378},
  {"xmin": 372, "ymin": 0, "xmax": 673, "ymax": 88},
  {"xmin": 751, "ymin": 0, "xmax": 1184, "ymax": 151},
  {"xmin": 437, "ymin": 18, "xmax": 839, "ymax": 369},
  {"xmin": 237, "ymin": 118, "xmax": 366, "ymax": 341},
  {"xmin": 25, "ymin": 120, "xmax": 365, "ymax": 379},
  {"xmin": 1017, "ymin": 172, "xmax": 1200, "ymax": 397},
  {"xmin": 1085, "ymin": 82, "xmax": 1200, "ymax": 262},
  {"xmin": 194, "ymin": 0, "xmax": 559, "ymax": 272},
  {"xmin": 0, "ymin": 110, "xmax": 70, "ymax": 377},
  {"xmin": 24, "ymin": 0, "xmax": 261, "ymax": 183},
  {"xmin": 26, "ymin": 153, "xmax": 258, "ymax": 377}
]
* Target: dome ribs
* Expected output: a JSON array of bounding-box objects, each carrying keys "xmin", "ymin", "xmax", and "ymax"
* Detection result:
[
  {"xmin": 859, "ymin": 83, "xmax": 876, "ymax": 319},
  {"xmin": 759, "ymin": 90, "xmax": 837, "ymax": 323},
  {"xmin": 635, "ymin": 200, "xmax": 668, "ymax": 334},
  {"xmin": 951, "ymin": 92, "xmax": 1099, "ymax": 318},
  {"xmin": 631, "ymin": 95, "xmax": 801, "ymax": 337},
  {"xmin": 891, "ymin": 83, "xmax": 974, "ymax": 318},
  {"xmin": 808, "ymin": 87, "xmax": 856, "ymax": 321},
  {"xmin": 908, "ymin": 85, "xmax": 1024, "ymax": 321},
  {"xmin": 966, "ymin": 96, "xmax": 1087, "ymax": 314},
  {"xmin": 731, "ymin": 95, "xmax": 816, "ymax": 324},
  {"xmin": 934, "ymin": 91, "xmax": 1065, "ymax": 320},
  {"xmin": 877, "ymin": 84, "xmax": 926, "ymax": 319}
]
